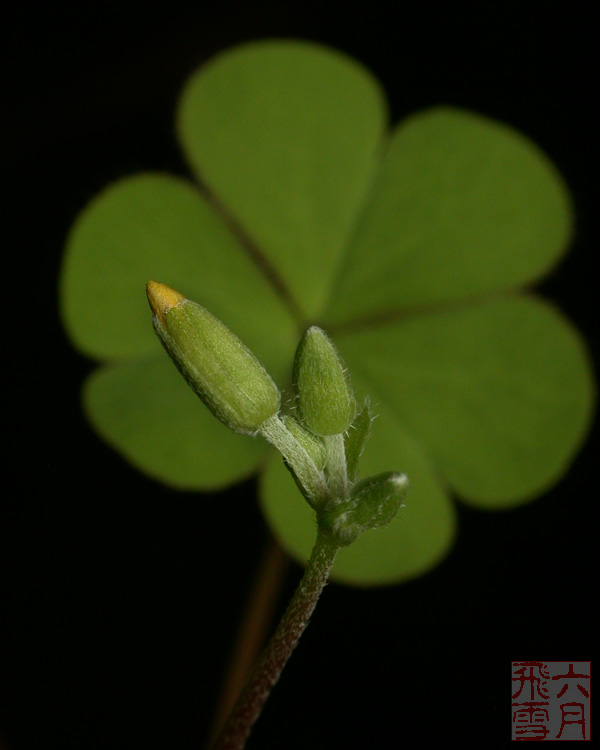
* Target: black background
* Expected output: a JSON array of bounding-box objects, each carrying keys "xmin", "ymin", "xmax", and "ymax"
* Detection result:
[{"xmin": 2, "ymin": 3, "xmax": 596, "ymax": 748}]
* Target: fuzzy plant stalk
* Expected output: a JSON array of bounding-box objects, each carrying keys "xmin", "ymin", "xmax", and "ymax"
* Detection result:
[{"xmin": 146, "ymin": 281, "xmax": 409, "ymax": 750}]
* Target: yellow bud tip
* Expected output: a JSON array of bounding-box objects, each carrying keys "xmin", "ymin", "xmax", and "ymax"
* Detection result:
[{"xmin": 146, "ymin": 281, "xmax": 185, "ymax": 325}]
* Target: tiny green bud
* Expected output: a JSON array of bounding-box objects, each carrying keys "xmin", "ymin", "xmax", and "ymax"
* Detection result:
[
  {"xmin": 319, "ymin": 472, "xmax": 409, "ymax": 546},
  {"xmin": 293, "ymin": 326, "xmax": 355, "ymax": 436},
  {"xmin": 282, "ymin": 415, "xmax": 327, "ymax": 470},
  {"xmin": 147, "ymin": 281, "xmax": 281, "ymax": 435}
]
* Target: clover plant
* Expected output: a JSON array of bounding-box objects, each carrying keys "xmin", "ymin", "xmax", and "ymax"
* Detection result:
[
  {"xmin": 60, "ymin": 39, "xmax": 594, "ymax": 588},
  {"xmin": 145, "ymin": 280, "xmax": 408, "ymax": 745},
  {"xmin": 59, "ymin": 36, "xmax": 595, "ymax": 748}
]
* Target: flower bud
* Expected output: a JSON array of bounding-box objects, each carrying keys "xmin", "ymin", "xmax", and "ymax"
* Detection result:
[
  {"xmin": 147, "ymin": 281, "xmax": 280, "ymax": 434},
  {"xmin": 319, "ymin": 472, "xmax": 409, "ymax": 546},
  {"xmin": 293, "ymin": 326, "xmax": 355, "ymax": 436}
]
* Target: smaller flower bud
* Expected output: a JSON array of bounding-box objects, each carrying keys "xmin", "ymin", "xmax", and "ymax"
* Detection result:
[
  {"xmin": 147, "ymin": 281, "xmax": 281, "ymax": 435},
  {"xmin": 319, "ymin": 472, "xmax": 409, "ymax": 547},
  {"xmin": 293, "ymin": 326, "xmax": 355, "ymax": 436}
]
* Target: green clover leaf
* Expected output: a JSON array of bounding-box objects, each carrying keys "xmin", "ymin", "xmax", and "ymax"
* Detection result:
[{"xmin": 60, "ymin": 40, "xmax": 595, "ymax": 586}]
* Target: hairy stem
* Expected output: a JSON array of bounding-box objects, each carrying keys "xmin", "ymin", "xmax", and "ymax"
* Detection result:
[
  {"xmin": 323, "ymin": 433, "xmax": 348, "ymax": 499},
  {"xmin": 259, "ymin": 414, "xmax": 330, "ymax": 506},
  {"xmin": 208, "ymin": 537, "xmax": 289, "ymax": 744},
  {"xmin": 211, "ymin": 531, "xmax": 338, "ymax": 750}
]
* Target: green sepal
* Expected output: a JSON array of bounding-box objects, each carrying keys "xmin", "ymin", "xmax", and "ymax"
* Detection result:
[
  {"xmin": 283, "ymin": 415, "xmax": 327, "ymax": 470},
  {"xmin": 152, "ymin": 295, "xmax": 281, "ymax": 435},
  {"xmin": 293, "ymin": 326, "xmax": 356, "ymax": 436},
  {"xmin": 319, "ymin": 471, "xmax": 409, "ymax": 547},
  {"xmin": 344, "ymin": 396, "xmax": 373, "ymax": 481}
]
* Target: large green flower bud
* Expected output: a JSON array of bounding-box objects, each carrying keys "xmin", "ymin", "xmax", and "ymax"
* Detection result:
[{"xmin": 147, "ymin": 281, "xmax": 281, "ymax": 435}]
